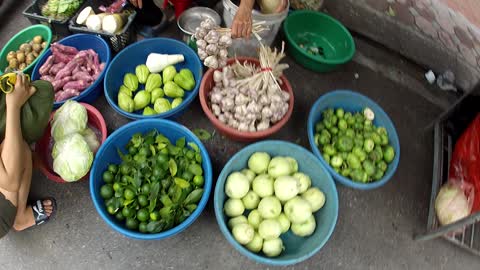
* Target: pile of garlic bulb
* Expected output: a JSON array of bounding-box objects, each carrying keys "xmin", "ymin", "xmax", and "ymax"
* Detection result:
[
  {"xmin": 209, "ymin": 64, "xmax": 290, "ymax": 132},
  {"xmin": 194, "ymin": 19, "xmax": 232, "ymax": 69}
]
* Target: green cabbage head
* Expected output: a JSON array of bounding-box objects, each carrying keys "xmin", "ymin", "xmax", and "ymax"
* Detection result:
[
  {"xmin": 52, "ymin": 133, "xmax": 93, "ymax": 182},
  {"xmin": 51, "ymin": 100, "xmax": 88, "ymax": 141}
]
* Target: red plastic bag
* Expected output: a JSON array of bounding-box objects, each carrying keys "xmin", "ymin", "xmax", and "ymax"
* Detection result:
[{"xmin": 449, "ymin": 114, "xmax": 480, "ymax": 212}]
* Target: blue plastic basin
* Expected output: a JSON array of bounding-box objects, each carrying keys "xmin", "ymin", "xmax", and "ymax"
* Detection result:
[
  {"xmin": 89, "ymin": 119, "xmax": 212, "ymax": 240},
  {"xmin": 104, "ymin": 38, "xmax": 203, "ymax": 120},
  {"xmin": 307, "ymin": 90, "xmax": 400, "ymax": 190},
  {"xmin": 32, "ymin": 34, "xmax": 111, "ymax": 108},
  {"xmin": 214, "ymin": 140, "xmax": 339, "ymax": 266}
]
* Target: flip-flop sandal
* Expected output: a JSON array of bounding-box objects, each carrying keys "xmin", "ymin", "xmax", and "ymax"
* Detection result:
[{"xmin": 32, "ymin": 197, "xmax": 57, "ymax": 226}]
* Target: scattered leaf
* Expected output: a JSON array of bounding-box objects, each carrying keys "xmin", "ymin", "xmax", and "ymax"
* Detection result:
[{"xmin": 192, "ymin": 128, "xmax": 212, "ymax": 141}]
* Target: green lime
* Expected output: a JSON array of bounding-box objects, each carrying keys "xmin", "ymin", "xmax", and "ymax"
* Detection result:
[
  {"xmin": 115, "ymin": 212, "xmax": 125, "ymax": 221},
  {"xmin": 120, "ymin": 164, "xmax": 131, "ymax": 175},
  {"xmin": 124, "ymin": 188, "xmax": 136, "ymax": 200},
  {"xmin": 193, "ymin": 175, "xmax": 204, "ymax": 187},
  {"xmin": 138, "ymin": 194, "xmax": 148, "ymax": 207},
  {"xmin": 137, "ymin": 208, "xmax": 149, "ymax": 222},
  {"xmin": 108, "ymin": 164, "xmax": 118, "ymax": 174},
  {"xmin": 150, "ymin": 211, "xmax": 159, "ymax": 221},
  {"xmin": 139, "ymin": 222, "xmax": 148, "ymax": 233},
  {"xmin": 113, "ymin": 182, "xmax": 122, "ymax": 192},
  {"xmin": 103, "ymin": 171, "xmax": 114, "ymax": 183},
  {"xmin": 126, "ymin": 217, "xmax": 139, "ymax": 230},
  {"xmin": 106, "ymin": 204, "xmax": 117, "ymax": 215},
  {"xmin": 100, "ymin": 184, "xmax": 114, "ymax": 199},
  {"xmin": 141, "ymin": 183, "xmax": 151, "ymax": 194},
  {"xmin": 122, "ymin": 207, "xmax": 134, "ymax": 218}
]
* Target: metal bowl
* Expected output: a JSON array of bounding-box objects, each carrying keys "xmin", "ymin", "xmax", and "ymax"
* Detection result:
[{"xmin": 177, "ymin": 7, "xmax": 221, "ymax": 42}]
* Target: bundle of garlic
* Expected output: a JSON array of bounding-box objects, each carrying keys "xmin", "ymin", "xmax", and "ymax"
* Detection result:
[
  {"xmin": 194, "ymin": 19, "xmax": 232, "ymax": 69},
  {"xmin": 208, "ymin": 43, "xmax": 290, "ymax": 132}
]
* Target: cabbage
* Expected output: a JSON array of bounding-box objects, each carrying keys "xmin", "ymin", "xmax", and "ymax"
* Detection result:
[
  {"xmin": 435, "ymin": 183, "xmax": 471, "ymax": 225},
  {"xmin": 51, "ymin": 100, "xmax": 88, "ymax": 141},
  {"xmin": 52, "ymin": 133, "xmax": 93, "ymax": 182},
  {"xmin": 81, "ymin": 128, "xmax": 100, "ymax": 152}
]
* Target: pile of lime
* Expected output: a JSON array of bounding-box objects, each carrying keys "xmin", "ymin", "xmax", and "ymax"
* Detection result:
[{"xmin": 99, "ymin": 130, "xmax": 205, "ymax": 233}]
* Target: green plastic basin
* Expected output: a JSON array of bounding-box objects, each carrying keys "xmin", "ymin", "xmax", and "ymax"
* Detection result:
[
  {"xmin": 0, "ymin": 24, "xmax": 53, "ymax": 75},
  {"xmin": 283, "ymin": 11, "xmax": 355, "ymax": 72}
]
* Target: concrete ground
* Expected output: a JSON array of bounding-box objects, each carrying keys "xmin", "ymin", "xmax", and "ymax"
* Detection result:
[
  {"xmin": 325, "ymin": 0, "xmax": 480, "ymax": 92},
  {"xmin": 0, "ymin": 1, "xmax": 479, "ymax": 269}
]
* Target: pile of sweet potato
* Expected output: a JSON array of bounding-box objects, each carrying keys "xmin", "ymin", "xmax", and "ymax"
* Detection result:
[{"xmin": 39, "ymin": 43, "xmax": 105, "ymax": 102}]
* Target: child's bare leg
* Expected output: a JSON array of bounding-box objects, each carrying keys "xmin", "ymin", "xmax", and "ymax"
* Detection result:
[{"xmin": 12, "ymin": 143, "xmax": 53, "ymax": 231}]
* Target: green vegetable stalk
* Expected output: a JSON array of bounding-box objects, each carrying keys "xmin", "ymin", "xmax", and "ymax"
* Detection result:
[{"xmin": 174, "ymin": 69, "xmax": 195, "ymax": 91}]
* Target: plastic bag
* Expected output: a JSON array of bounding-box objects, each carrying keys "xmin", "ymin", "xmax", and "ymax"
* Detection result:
[{"xmin": 449, "ymin": 114, "xmax": 480, "ymax": 212}]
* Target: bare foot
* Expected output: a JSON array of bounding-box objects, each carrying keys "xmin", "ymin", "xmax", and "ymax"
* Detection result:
[{"xmin": 13, "ymin": 199, "xmax": 55, "ymax": 231}]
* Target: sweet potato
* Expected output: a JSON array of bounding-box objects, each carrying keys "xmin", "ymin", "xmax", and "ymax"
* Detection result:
[
  {"xmin": 63, "ymin": 80, "xmax": 91, "ymax": 91},
  {"xmin": 55, "ymin": 89, "xmax": 80, "ymax": 102},
  {"xmin": 54, "ymin": 57, "xmax": 85, "ymax": 80},
  {"xmin": 52, "ymin": 47, "xmax": 75, "ymax": 64},
  {"xmin": 39, "ymin": 55, "xmax": 55, "ymax": 75},
  {"xmin": 40, "ymin": 75, "xmax": 54, "ymax": 82},
  {"xmin": 49, "ymin": 62, "xmax": 66, "ymax": 76},
  {"xmin": 72, "ymin": 72, "xmax": 94, "ymax": 82},
  {"xmin": 52, "ymin": 43, "xmax": 79, "ymax": 55},
  {"xmin": 52, "ymin": 76, "xmax": 73, "ymax": 92}
]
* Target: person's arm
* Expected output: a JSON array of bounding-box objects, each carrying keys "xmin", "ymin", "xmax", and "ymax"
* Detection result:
[
  {"xmin": 232, "ymin": 0, "xmax": 254, "ymax": 39},
  {"xmin": 0, "ymin": 74, "xmax": 36, "ymax": 192}
]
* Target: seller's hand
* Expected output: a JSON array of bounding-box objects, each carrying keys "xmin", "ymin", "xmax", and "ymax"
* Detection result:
[
  {"xmin": 6, "ymin": 74, "xmax": 36, "ymax": 110},
  {"xmin": 232, "ymin": 5, "xmax": 253, "ymax": 39},
  {"xmin": 129, "ymin": 0, "xmax": 143, "ymax": 8}
]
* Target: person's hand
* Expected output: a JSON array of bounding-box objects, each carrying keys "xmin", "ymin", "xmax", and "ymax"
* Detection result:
[
  {"xmin": 232, "ymin": 5, "xmax": 253, "ymax": 39},
  {"xmin": 6, "ymin": 74, "xmax": 36, "ymax": 110},
  {"xmin": 129, "ymin": 0, "xmax": 143, "ymax": 9}
]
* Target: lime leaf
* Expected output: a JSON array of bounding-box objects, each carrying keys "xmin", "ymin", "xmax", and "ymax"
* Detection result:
[
  {"xmin": 174, "ymin": 177, "xmax": 190, "ymax": 189},
  {"xmin": 192, "ymin": 129, "xmax": 212, "ymax": 141},
  {"xmin": 169, "ymin": 159, "xmax": 178, "ymax": 176},
  {"xmin": 187, "ymin": 142, "xmax": 200, "ymax": 152},
  {"xmin": 176, "ymin": 137, "xmax": 186, "ymax": 148}
]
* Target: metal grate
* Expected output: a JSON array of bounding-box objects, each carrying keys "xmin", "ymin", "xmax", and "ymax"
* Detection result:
[{"xmin": 415, "ymin": 121, "xmax": 480, "ymax": 257}]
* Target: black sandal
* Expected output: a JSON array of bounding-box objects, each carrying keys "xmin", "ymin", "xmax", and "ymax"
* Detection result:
[{"xmin": 32, "ymin": 197, "xmax": 56, "ymax": 225}]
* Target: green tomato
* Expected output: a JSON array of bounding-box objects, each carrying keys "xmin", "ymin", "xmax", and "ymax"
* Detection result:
[
  {"xmin": 330, "ymin": 155, "xmax": 343, "ymax": 168},
  {"xmin": 377, "ymin": 160, "xmax": 388, "ymax": 172},
  {"xmin": 323, "ymin": 145, "xmax": 336, "ymax": 156},
  {"xmin": 380, "ymin": 134, "xmax": 389, "ymax": 146},
  {"xmin": 341, "ymin": 167, "xmax": 351, "ymax": 177},
  {"xmin": 335, "ymin": 108, "xmax": 345, "ymax": 118},
  {"xmin": 346, "ymin": 153, "xmax": 361, "ymax": 169},
  {"xmin": 108, "ymin": 164, "xmax": 118, "ymax": 174},
  {"xmin": 315, "ymin": 122, "xmax": 325, "ymax": 133},
  {"xmin": 103, "ymin": 171, "xmax": 114, "ymax": 183},
  {"xmin": 322, "ymin": 153, "xmax": 330, "ymax": 163},
  {"xmin": 331, "ymin": 115, "xmax": 338, "ymax": 125},
  {"xmin": 363, "ymin": 138, "xmax": 375, "ymax": 153},
  {"xmin": 383, "ymin": 146, "xmax": 395, "ymax": 163},
  {"xmin": 136, "ymin": 208, "xmax": 149, "ymax": 222},
  {"xmin": 377, "ymin": 127, "xmax": 388, "ymax": 136},
  {"xmin": 373, "ymin": 169, "xmax": 385, "ymax": 180},
  {"xmin": 362, "ymin": 160, "xmax": 376, "ymax": 176},
  {"xmin": 330, "ymin": 126, "xmax": 339, "ymax": 135},
  {"xmin": 352, "ymin": 146, "xmax": 367, "ymax": 162},
  {"xmin": 345, "ymin": 128, "xmax": 355, "ymax": 138},
  {"xmin": 371, "ymin": 132, "xmax": 382, "ymax": 145},
  {"xmin": 354, "ymin": 137, "xmax": 364, "ymax": 148},
  {"xmin": 336, "ymin": 136, "xmax": 354, "ymax": 152},
  {"xmin": 350, "ymin": 169, "xmax": 368, "ymax": 183}
]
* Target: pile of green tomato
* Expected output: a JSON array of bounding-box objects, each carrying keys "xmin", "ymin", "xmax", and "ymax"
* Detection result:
[
  {"xmin": 99, "ymin": 130, "xmax": 205, "ymax": 233},
  {"xmin": 314, "ymin": 107, "xmax": 396, "ymax": 183}
]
